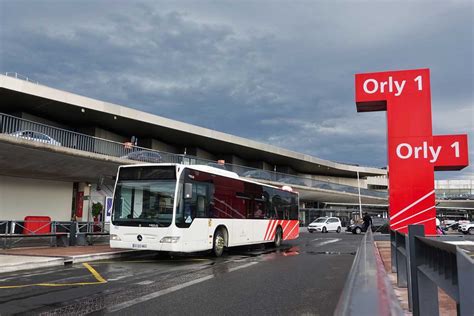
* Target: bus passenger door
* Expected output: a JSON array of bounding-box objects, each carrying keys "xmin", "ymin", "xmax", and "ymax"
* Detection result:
[{"xmin": 252, "ymin": 200, "xmax": 267, "ymax": 242}]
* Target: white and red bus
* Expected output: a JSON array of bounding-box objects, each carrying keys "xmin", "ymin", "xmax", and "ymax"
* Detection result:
[{"xmin": 110, "ymin": 163, "xmax": 299, "ymax": 256}]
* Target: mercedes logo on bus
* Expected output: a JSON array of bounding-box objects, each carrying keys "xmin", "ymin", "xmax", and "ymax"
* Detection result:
[{"xmin": 137, "ymin": 235, "xmax": 143, "ymax": 242}]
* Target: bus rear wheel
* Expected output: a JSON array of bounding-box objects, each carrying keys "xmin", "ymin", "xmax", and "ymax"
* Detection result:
[
  {"xmin": 213, "ymin": 229, "xmax": 225, "ymax": 257},
  {"xmin": 274, "ymin": 226, "xmax": 283, "ymax": 247}
]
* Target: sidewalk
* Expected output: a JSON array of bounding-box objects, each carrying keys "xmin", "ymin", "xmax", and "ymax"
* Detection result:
[
  {"xmin": 375, "ymin": 241, "xmax": 457, "ymax": 316},
  {"xmin": 0, "ymin": 245, "xmax": 141, "ymax": 274}
]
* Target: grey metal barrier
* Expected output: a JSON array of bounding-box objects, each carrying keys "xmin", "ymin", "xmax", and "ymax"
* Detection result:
[
  {"xmin": 0, "ymin": 112, "xmax": 183, "ymax": 165},
  {"xmin": 0, "ymin": 220, "xmax": 68, "ymax": 248},
  {"xmin": 0, "ymin": 220, "xmax": 109, "ymax": 248},
  {"xmin": 390, "ymin": 229, "xmax": 397, "ymax": 273},
  {"xmin": 4, "ymin": 72, "xmax": 39, "ymax": 84},
  {"xmin": 410, "ymin": 226, "xmax": 473, "ymax": 316},
  {"xmin": 395, "ymin": 229, "xmax": 408, "ymax": 287},
  {"xmin": 334, "ymin": 228, "xmax": 404, "ymax": 316},
  {"xmin": 390, "ymin": 226, "xmax": 472, "ymax": 315}
]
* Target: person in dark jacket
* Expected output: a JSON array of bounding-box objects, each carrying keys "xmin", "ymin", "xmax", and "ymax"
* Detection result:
[{"xmin": 362, "ymin": 213, "xmax": 372, "ymax": 232}]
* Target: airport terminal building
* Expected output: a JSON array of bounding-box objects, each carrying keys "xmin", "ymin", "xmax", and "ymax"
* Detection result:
[{"xmin": 0, "ymin": 74, "xmax": 472, "ymax": 226}]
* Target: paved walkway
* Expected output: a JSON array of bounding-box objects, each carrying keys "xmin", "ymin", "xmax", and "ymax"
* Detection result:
[
  {"xmin": 376, "ymin": 241, "xmax": 457, "ymax": 316},
  {"xmin": 0, "ymin": 245, "xmax": 139, "ymax": 274}
]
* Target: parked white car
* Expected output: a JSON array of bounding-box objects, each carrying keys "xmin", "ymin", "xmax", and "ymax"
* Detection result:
[
  {"xmin": 459, "ymin": 222, "xmax": 474, "ymax": 235},
  {"xmin": 9, "ymin": 130, "xmax": 61, "ymax": 146},
  {"xmin": 307, "ymin": 217, "xmax": 342, "ymax": 233}
]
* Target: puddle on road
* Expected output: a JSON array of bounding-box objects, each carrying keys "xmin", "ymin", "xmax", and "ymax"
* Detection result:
[{"xmin": 282, "ymin": 246, "xmax": 300, "ymax": 256}]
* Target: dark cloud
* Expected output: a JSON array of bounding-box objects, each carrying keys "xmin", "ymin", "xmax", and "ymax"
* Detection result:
[{"xmin": 1, "ymin": 0, "xmax": 472, "ymax": 179}]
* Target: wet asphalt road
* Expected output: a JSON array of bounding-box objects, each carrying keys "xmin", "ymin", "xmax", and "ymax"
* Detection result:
[{"xmin": 0, "ymin": 231, "xmax": 362, "ymax": 315}]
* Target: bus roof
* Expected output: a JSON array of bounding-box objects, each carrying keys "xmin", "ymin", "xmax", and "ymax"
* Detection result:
[{"xmin": 118, "ymin": 163, "xmax": 298, "ymax": 195}]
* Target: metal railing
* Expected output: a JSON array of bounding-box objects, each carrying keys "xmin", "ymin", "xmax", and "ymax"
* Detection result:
[
  {"xmin": 390, "ymin": 226, "xmax": 473, "ymax": 315},
  {"xmin": 334, "ymin": 228, "xmax": 404, "ymax": 316},
  {"xmin": 0, "ymin": 112, "xmax": 184, "ymax": 163},
  {"xmin": 0, "ymin": 112, "xmax": 388, "ymax": 198},
  {"xmin": 436, "ymin": 193, "xmax": 474, "ymax": 200},
  {"xmin": 3, "ymin": 72, "xmax": 39, "ymax": 84},
  {"xmin": 0, "ymin": 220, "xmax": 109, "ymax": 248}
]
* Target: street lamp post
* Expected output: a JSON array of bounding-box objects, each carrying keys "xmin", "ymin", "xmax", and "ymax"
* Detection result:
[{"xmin": 357, "ymin": 171, "xmax": 363, "ymax": 219}]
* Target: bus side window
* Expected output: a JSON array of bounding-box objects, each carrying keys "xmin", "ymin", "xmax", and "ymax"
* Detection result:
[{"xmin": 254, "ymin": 202, "xmax": 265, "ymax": 219}]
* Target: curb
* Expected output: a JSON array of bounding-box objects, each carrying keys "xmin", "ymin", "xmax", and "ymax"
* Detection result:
[
  {"xmin": 0, "ymin": 250, "xmax": 148, "ymax": 274},
  {"xmin": 0, "ymin": 256, "xmax": 65, "ymax": 274},
  {"xmin": 65, "ymin": 250, "xmax": 144, "ymax": 264}
]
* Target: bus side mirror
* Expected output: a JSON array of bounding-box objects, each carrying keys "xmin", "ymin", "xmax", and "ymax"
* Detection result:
[{"xmin": 184, "ymin": 183, "xmax": 193, "ymax": 199}]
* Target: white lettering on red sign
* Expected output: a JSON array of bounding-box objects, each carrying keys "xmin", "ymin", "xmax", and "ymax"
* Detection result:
[
  {"xmin": 363, "ymin": 75, "xmax": 425, "ymax": 97},
  {"xmin": 396, "ymin": 142, "xmax": 441, "ymax": 163},
  {"xmin": 451, "ymin": 141, "xmax": 460, "ymax": 158},
  {"xmin": 363, "ymin": 76, "xmax": 406, "ymax": 97}
]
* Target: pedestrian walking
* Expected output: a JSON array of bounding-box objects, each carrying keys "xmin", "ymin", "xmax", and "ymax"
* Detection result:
[{"xmin": 362, "ymin": 212, "xmax": 372, "ymax": 232}]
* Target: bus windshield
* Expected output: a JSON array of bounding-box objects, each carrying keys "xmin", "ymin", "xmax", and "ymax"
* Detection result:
[
  {"xmin": 113, "ymin": 180, "xmax": 176, "ymax": 227},
  {"xmin": 112, "ymin": 166, "xmax": 177, "ymax": 227}
]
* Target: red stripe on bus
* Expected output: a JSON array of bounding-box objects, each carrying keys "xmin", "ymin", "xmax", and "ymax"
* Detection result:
[
  {"xmin": 264, "ymin": 220, "xmax": 274, "ymax": 240},
  {"xmin": 282, "ymin": 220, "xmax": 291, "ymax": 239},
  {"xmin": 291, "ymin": 221, "xmax": 300, "ymax": 239},
  {"xmin": 270, "ymin": 220, "xmax": 281, "ymax": 240},
  {"xmin": 284, "ymin": 221, "xmax": 295, "ymax": 240},
  {"xmin": 293, "ymin": 222, "xmax": 300, "ymax": 239},
  {"xmin": 284, "ymin": 221, "xmax": 299, "ymax": 240},
  {"xmin": 270, "ymin": 220, "xmax": 280, "ymax": 240}
]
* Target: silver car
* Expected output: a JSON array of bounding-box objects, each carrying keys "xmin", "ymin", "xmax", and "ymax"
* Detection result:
[{"xmin": 9, "ymin": 130, "xmax": 61, "ymax": 146}]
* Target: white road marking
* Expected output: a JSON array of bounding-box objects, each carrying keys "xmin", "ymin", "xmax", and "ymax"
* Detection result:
[
  {"xmin": 106, "ymin": 275, "xmax": 129, "ymax": 281},
  {"xmin": 136, "ymin": 280, "xmax": 154, "ymax": 285},
  {"xmin": 107, "ymin": 261, "xmax": 259, "ymax": 312},
  {"xmin": 107, "ymin": 275, "xmax": 214, "ymax": 312},
  {"xmin": 228, "ymin": 261, "xmax": 258, "ymax": 272},
  {"xmin": 315, "ymin": 238, "xmax": 341, "ymax": 247}
]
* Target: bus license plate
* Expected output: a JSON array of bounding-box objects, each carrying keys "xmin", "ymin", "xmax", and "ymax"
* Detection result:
[{"xmin": 132, "ymin": 243, "xmax": 147, "ymax": 249}]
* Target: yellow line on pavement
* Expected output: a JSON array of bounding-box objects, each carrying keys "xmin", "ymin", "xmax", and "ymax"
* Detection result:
[
  {"xmin": 0, "ymin": 281, "xmax": 105, "ymax": 289},
  {"xmin": 0, "ymin": 263, "xmax": 107, "ymax": 289},
  {"xmin": 82, "ymin": 263, "xmax": 107, "ymax": 283}
]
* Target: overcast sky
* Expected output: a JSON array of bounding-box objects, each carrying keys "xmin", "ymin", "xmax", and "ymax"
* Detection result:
[{"xmin": 1, "ymin": 0, "xmax": 473, "ymax": 179}]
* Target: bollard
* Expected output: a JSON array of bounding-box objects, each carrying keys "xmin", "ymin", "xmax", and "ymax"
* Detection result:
[
  {"xmin": 407, "ymin": 224, "xmax": 424, "ymax": 313},
  {"xmin": 456, "ymin": 249, "xmax": 474, "ymax": 315},
  {"xmin": 390, "ymin": 230, "xmax": 397, "ymax": 273},
  {"xmin": 69, "ymin": 220, "xmax": 77, "ymax": 246},
  {"xmin": 395, "ymin": 231, "xmax": 408, "ymax": 287}
]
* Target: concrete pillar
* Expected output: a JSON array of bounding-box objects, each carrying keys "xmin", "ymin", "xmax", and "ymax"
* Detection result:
[{"xmin": 77, "ymin": 182, "xmax": 92, "ymax": 222}]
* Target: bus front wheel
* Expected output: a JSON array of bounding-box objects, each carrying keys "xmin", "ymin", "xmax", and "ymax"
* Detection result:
[
  {"xmin": 213, "ymin": 229, "xmax": 225, "ymax": 257},
  {"xmin": 274, "ymin": 226, "xmax": 283, "ymax": 247}
]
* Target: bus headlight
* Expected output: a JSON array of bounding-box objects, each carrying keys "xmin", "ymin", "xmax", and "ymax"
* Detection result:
[
  {"xmin": 160, "ymin": 236, "xmax": 180, "ymax": 243},
  {"xmin": 110, "ymin": 234, "xmax": 121, "ymax": 241}
]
